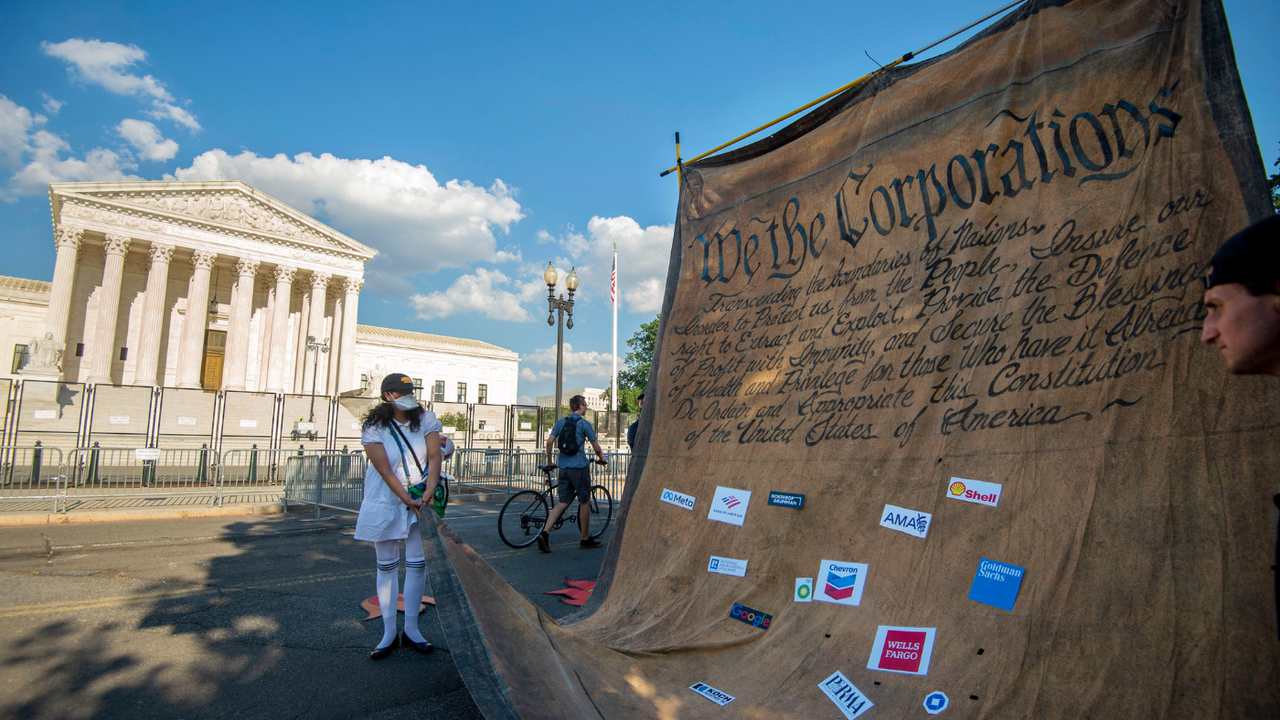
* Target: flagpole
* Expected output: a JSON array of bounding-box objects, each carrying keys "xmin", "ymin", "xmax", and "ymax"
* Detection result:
[{"xmin": 611, "ymin": 244, "xmax": 618, "ymax": 414}]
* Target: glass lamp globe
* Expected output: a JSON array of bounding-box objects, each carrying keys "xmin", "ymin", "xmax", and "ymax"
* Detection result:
[
  {"xmin": 565, "ymin": 267, "xmax": 580, "ymax": 291},
  {"xmin": 543, "ymin": 262, "xmax": 558, "ymax": 288}
]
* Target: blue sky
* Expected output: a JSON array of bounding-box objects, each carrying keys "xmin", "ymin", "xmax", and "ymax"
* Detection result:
[{"xmin": 1, "ymin": 0, "xmax": 1276, "ymax": 403}]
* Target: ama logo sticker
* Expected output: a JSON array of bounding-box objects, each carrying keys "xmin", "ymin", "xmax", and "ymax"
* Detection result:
[
  {"xmin": 816, "ymin": 560, "xmax": 868, "ymax": 606},
  {"xmin": 879, "ymin": 504, "xmax": 932, "ymax": 539}
]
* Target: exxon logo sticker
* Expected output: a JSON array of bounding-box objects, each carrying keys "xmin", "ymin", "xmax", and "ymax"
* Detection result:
[
  {"xmin": 818, "ymin": 670, "xmax": 873, "ymax": 719},
  {"xmin": 945, "ymin": 477, "xmax": 1002, "ymax": 507}
]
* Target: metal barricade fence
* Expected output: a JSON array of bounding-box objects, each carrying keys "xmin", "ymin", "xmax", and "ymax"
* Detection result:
[
  {"xmin": 282, "ymin": 452, "xmax": 367, "ymax": 517},
  {"xmin": 0, "ymin": 444, "xmax": 66, "ymax": 512},
  {"xmin": 220, "ymin": 446, "xmax": 350, "ymax": 490},
  {"xmin": 64, "ymin": 444, "xmax": 220, "ymax": 505}
]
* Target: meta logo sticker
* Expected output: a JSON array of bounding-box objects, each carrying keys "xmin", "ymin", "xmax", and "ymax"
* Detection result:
[
  {"xmin": 708, "ymin": 486, "xmax": 752, "ymax": 526},
  {"xmin": 818, "ymin": 670, "xmax": 874, "ymax": 719},
  {"xmin": 816, "ymin": 560, "xmax": 868, "ymax": 606},
  {"xmin": 968, "ymin": 558, "xmax": 1026, "ymax": 611},
  {"xmin": 707, "ymin": 555, "xmax": 748, "ymax": 578},
  {"xmin": 660, "ymin": 488, "xmax": 696, "ymax": 510},
  {"xmin": 867, "ymin": 625, "xmax": 937, "ymax": 675},
  {"xmin": 879, "ymin": 504, "xmax": 932, "ymax": 539},
  {"xmin": 923, "ymin": 691, "xmax": 950, "ymax": 714},
  {"xmin": 767, "ymin": 491, "xmax": 805, "ymax": 509},
  {"xmin": 689, "ymin": 682, "xmax": 734, "ymax": 706},
  {"xmin": 794, "ymin": 577, "xmax": 814, "ymax": 602},
  {"xmin": 729, "ymin": 603, "xmax": 772, "ymax": 629},
  {"xmin": 945, "ymin": 476, "xmax": 1002, "ymax": 507}
]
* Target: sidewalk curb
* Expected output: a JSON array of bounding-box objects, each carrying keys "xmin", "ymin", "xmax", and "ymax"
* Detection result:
[{"xmin": 0, "ymin": 503, "xmax": 285, "ymax": 526}]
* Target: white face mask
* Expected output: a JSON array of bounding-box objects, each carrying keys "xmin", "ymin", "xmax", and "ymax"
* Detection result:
[{"xmin": 393, "ymin": 394, "xmax": 419, "ymax": 411}]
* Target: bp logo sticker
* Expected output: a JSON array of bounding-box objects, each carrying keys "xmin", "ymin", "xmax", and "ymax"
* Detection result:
[{"xmin": 794, "ymin": 577, "xmax": 813, "ymax": 602}]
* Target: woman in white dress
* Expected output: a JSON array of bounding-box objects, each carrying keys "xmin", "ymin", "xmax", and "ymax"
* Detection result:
[{"xmin": 354, "ymin": 373, "xmax": 443, "ymax": 659}]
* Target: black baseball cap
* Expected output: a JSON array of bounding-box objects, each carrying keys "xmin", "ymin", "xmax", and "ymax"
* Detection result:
[
  {"xmin": 637, "ymin": 391, "xmax": 645, "ymax": 400},
  {"xmin": 380, "ymin": 373, "xmax": 415, "ymax": 395},
  {"xmin": 1204, "ymin": 214, "xmax": 1280, "ymax": 293}
]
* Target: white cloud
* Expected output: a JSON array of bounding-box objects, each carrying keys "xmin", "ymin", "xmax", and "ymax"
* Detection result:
[
  {"xmin": 146, "ymin": 102, "xmax": 200, "ymax": 132},
  {"xmin": 41, "ymin": 38, "xmax": 200, "ymax": 132},
  {"xmin": 540, "ymin": 216, "xmax": 673, "ymax": 314},
  {"xmin": 170, "ymin": 149, "xmax": 525, "ymax": 287},
  {"xmin": 40, "ymin": 93, "xmax": 65, "ymax": 115},
  {"xmin": 116, "ymin": 118, "xmax": 178, "ymax": 161},
  {"xmin": 0, "ymin": 96, "xmax": 44, "ymax": 168},
  {"xmin": 1, "ymin": 95, "xmax": 143, "ymax": 198},
  {"xmin": 8, "ymin": 130, "xmax": 140, "ymax": 197},
  {"xmin": 410, "ymin": 267, "xmax": 545, "ymax": 321},
  {"xmin": 522, "ymin": 342, "xmax": 623, "ymax": 384}
]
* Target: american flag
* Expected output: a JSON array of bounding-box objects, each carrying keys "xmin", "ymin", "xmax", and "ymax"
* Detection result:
[{"xmin": 610, "ymin": 255, "xmax": 617, "ymax": 304}]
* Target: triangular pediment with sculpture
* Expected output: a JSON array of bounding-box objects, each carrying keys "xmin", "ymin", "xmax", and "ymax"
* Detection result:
[{"xmin": 50, "ymin": 181, "xmax": 376, "ymax": 261}]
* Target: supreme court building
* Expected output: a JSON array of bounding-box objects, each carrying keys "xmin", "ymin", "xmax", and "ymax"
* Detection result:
[{"xmin": 0, "ymin": 181, "xmax": 520, "ymax": 431}]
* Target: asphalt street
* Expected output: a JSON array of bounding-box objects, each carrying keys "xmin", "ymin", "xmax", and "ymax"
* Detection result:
[{"xmin": 0, "ymin": 500, "xmax": 613, "ymax": 720}]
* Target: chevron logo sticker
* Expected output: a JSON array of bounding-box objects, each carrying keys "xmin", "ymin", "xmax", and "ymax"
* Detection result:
[{"xmin": 816, "ymin": 560, "xmax": 868, "ymax": 606}]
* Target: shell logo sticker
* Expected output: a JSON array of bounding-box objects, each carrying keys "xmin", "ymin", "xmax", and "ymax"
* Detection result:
[{"xmin": 948, "ymin": 481, "xmax": 966, "ymax": 496}]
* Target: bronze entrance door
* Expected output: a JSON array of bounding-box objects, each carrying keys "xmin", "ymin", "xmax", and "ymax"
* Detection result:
[{"xmin": 200, "ymin": 330, "xmax": 226, "ymax": 390}]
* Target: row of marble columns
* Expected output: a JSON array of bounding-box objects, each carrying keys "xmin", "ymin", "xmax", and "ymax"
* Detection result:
[{"xmin": 46, "ymin": 224, "xmax": 364, "ymax": 393}]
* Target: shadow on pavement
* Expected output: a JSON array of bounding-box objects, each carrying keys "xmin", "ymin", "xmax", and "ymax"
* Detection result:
[{"xmin": 0, "ymin": 516, "xmax": 485, "ymax": 720}]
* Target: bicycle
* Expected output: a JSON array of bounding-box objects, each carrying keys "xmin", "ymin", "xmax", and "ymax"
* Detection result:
[{"xmin": 498, "ymin": 462, "xmax": 613, "ymax": 549}]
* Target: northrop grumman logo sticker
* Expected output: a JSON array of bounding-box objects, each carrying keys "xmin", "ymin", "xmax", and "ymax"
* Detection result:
[
  {"xmin": 708, "ymin": 486, "xmax": 751, "ymax": 526},
  {"xmin": 816, "ymin": 560, "xmax": 868, "ymax": 606},
  {"xmin": 689, "ymin": 682, "xmax": 734, "ymax": 706},
  {"xmin": 945, "ymin": 477, "xmax": 1002, "ymax": 507},
  {"xmin": 767, "ymin": 491, "xmax": 805, "ymax": 509},
  {"xmin": 879, "ymin": 504, "xmax": 932, "ymax": 538},
  {"xmin": 867, "ymin": 625, "xmax": 937, "ymax": 675},
  {"xmin": 818, "ymin": 670, "xmax": 873, "ymax": 719},
  {"xmin": 660, "ymin": 488, "xmax": 696, "ymax": 510}
]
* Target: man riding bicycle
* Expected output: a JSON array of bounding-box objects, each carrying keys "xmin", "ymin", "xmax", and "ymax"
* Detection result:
[{"xmin": 539, "ymin": 395, "xmax": 607, "ymax": 552}]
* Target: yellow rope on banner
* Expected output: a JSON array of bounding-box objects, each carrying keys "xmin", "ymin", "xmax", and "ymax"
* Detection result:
[{"xmin": 660, "ymin": 0, "xmax": 1028, "ymax": 177}]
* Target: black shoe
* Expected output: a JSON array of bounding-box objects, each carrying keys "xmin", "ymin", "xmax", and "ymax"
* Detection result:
[
  {"xmin": 400, "ymin": 631, "xmax": 434, "ymax": 654},
  {"xmin": 370, "ymin": 643, "xmax": 396, "ymax": 660},
  {"xmin": 579, "ymin": 538, "xmax": 602, "ymax": 549},
  {"xmin": 536, "ymin": 531, "xmax": 550, "ymax": 553}
]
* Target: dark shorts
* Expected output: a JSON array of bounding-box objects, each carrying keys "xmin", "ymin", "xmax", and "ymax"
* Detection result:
[{"xmin": 556, "ymin": 466, "xmax": 591, "ymax": 504}]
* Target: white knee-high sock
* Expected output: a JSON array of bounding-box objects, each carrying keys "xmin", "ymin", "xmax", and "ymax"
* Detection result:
[
  {"xmin": 403, "ymin": 521, "xmax": 428, "ymax": 644},
  {"xmin": 374, "ymin": 544, "xmax": 400, "ymax": 649},
  {"xmin": 403, "ymin": 558, "xmax": 427, "ymax": 644}
]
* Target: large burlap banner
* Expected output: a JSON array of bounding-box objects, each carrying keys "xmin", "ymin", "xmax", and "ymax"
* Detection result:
[{"xmin": 424, "ymin": 0, "xmax": 1278, "ymax": 716}]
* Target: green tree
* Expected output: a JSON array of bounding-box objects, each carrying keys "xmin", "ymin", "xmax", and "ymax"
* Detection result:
[
  {"xmin": 437, "ymin": 411, "xmax": 471, "ymax": 432},
  {"xmin": 601, "ymin": 314, "xmax": 659, "ymax": 413}
]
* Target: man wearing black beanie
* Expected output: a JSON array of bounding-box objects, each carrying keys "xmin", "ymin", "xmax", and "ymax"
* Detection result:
[{"xmin": 1201, "ymin": 214, "xmax": 1280, "ymax": 376}]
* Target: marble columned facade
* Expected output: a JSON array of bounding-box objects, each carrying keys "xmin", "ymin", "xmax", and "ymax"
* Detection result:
[{"xmin": 39, "ymin": 181, "xmax": 377, "ymax": 394}]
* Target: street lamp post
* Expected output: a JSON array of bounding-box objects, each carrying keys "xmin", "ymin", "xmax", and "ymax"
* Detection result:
[
  {"xmin": 297, "ymin": 334, "xmax": 330, "ymax": 440},
  {"xmin": 544, "ymin": 262, "xmax": 579, "ymax": 422}
]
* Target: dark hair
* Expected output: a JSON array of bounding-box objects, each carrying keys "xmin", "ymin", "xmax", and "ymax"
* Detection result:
[
  {"xmin": 569, "ymin": 394, "xmax": 586, "ymax": 411},
  {"xmin": 362, "ymin": 400, "xmax": 424, "ymax": 432}
]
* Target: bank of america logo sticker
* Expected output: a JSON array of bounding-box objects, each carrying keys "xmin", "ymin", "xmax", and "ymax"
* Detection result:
[
  {"xmin": 708, "ymin": 487, "xmax": 752, "ymax": 526},
  {"xmin": 816, "ymin": 560, "xmax": 868, "ymax": 606}
]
